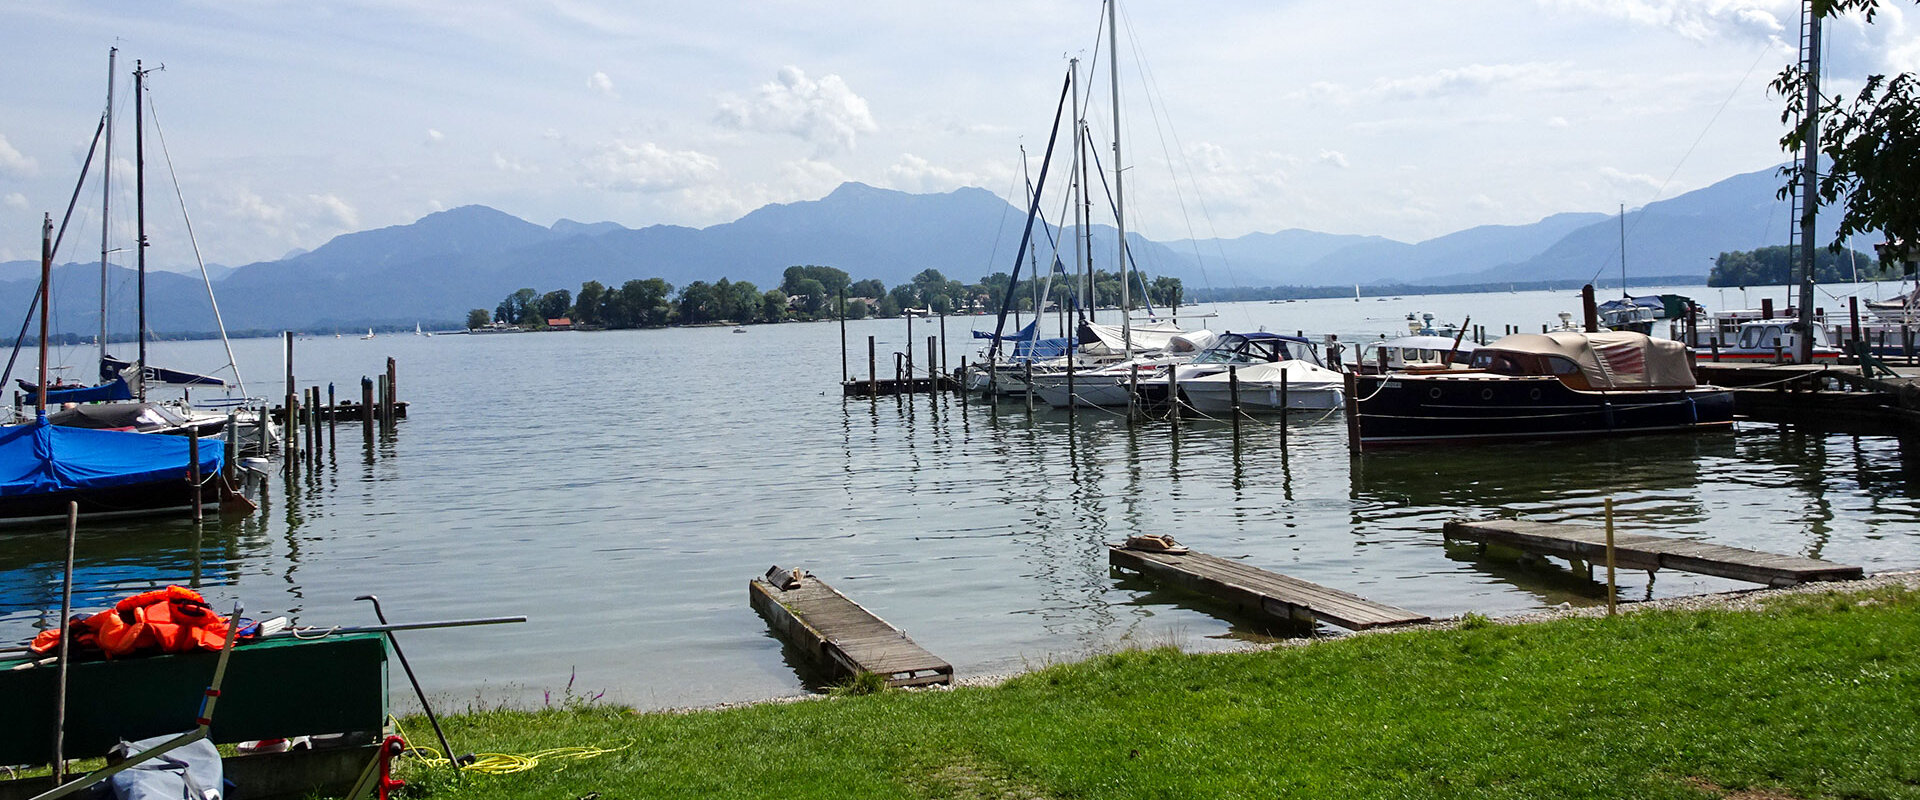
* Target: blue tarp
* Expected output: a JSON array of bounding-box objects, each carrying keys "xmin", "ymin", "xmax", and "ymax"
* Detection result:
[
  {"xmin": 44, "ymin": 377, "xmax": 134, "ymax": 405},
  {"xmin": 0, "ymin": 417, "xmax": 221, "ymax": 497},
  {"xmin": 1011, "ymin": 337, "xmax": 1076, "ymax": 360},
  {"xmin": 972, "ymin": 320, "xmax": 1040, "ymax": 342}
]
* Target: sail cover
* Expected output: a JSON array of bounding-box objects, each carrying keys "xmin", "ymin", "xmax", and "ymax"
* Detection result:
[
  {"xmin": 44, "ymin": 377, "xmax": 135, "ymax": 405},
  {"xmin": 0, "ymin": 417, "xmax": 222, "ymax": 495},
  {"xmin": 100, "ymin": 355, "xmax": 225, "ymax": 387}
]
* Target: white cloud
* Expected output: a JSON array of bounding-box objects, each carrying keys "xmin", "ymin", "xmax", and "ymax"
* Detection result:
[
  {"xmin": 308, "ymin": 193, "xmax": 359, "ymax": 229},
  {"xmin": 885, "ymin": 153, "xmax": 976, "ymax": 193},
  {"xmin": 493, "ymin": 152, "xmax": 538, "ymax": 174},
  {"xmin": 581, "ymin": 140, "xmax": 721, "ymax": 193},
  {"xmin": 1318, "ymin": 150, "xmax": 1350, "ymax": 168},
  {"xmin": 1599, "ymin": 166, "xmax": 1662, "ymax": 193},
  {"xmin": 3, "ymin": 193, "xmax": 25, "ymax": 210},
  {"xmin": 0, "ymin": 134, "xmax": 35, "ymax": 177},
  {"xmin": 715, "ymin": 66, "xmax": 877, "ymax": 155},
  {"xmin": 1546, "ymin": 116, "xmax": 1571, "ymax": 128},
  {"xmin": 1368, "ymin": 62, "xmax": 1584, "ymax": 100},
  {"xmin": 1541, "ymin": 0, "xmax": 1786, "ymax": 42},
  {"xmin": 588, "ymin": 71, "xmax": 616, "ymax": 98},
  {"xmin": 425, "ymin": 129, "xmax": 446, "ymax": 146}
]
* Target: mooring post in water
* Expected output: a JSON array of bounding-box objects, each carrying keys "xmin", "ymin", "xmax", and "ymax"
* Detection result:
[
  {"xmin": 1228, "ymin": 365, "xmax": 1241, "ymax": 435},
  {"xmin": 1066, "ymin": 358, "xmax": 1075, "ymax": 420},
  {"xmin": 189, "ymin": 431, "xmax": 202, "ymax": 521},
  {"xmin": 1582, "ymin": 284, "xmax": 1598, "ymax": 332},
  {"xmin": 1023, "ymin": 360, "xmax": 1034, "ymax": 415},
  {"xmin": 328, "ymin": 382, "xmax": 337, "ymax": 449},
  {"xmin": 927, "ymin": 336, "xmax": 938, "ymax": 389},
  {"xmin": 1344, "ymin": 371, "xmax": 1362, "ymax": 455},
  {"xmin": 286, "ymin": 392, "xmax": 300, "ymax": 479},
  {"xmin": 1605, "ymin": 497, "xmax": 1617, "ymax": 617},
  {"xmin": 867, "ymin": 336, "xmax": 877, "ymax": 400},
  {"xmin": 1849, "ymin": 296, "xmax": 1861, "ymax": 355},
  {"xmin": 1280, "ymin": 367, "xmax": 1289, "ymax": 448},
  {"xmin": 255, "ymin": 404, "xmax": 268, "ymax": 459},
  {"xmin": 386, "ymin": 358, "xmax": 398, "ymax": 424},
  {"xmin": 306, "ymin": 386, "xmax": 319, "ymax": 465},
  {"xmin": 283, "ymin": 332, "xmax": 296, "ymax": 475},
  {"xmin": 894, "ymin": 352, "xmax": 904, "ymax": 386},
  {"xmin": 958, "ymin": 356, "xmax": 968, "ymax": 407},
  {"xmin": 1167, "ymin": 364, "xmax": 1179, "ymax": 424},
  {"xmin": 376, "ymin": 375, "xmax": 389, "ymax": 433},
  {"xmin": 360, "ymin": 376, "xmax": 375, "ymax": 441},
  {"xmin": 839, "ymin": 290, "xmax": 848, "ymax": 385},
  {"xmin": 224, "ymin": 413, "xmax": 237, "ymax": 482},
  {"xmin": 1127, "ymin": 368, "xmax": 1139, "ymax": 423},
  {"xmin": 939, "ymin": 314, "xmax": 948, "ymax": 379}
]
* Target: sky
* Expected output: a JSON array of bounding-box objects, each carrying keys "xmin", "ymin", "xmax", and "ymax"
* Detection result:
[{"xmin": 1, "ymin": 1, "xmax": 1915, "ymax": 270}]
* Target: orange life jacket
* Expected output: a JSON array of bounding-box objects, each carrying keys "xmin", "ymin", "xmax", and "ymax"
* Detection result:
[{"xmin": 29, "ymin": 585, "xmax": 234, "ymax": 659}]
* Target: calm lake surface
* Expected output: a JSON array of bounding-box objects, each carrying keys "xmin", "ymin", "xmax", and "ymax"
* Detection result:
[{"xmin": 4, "ymin": 284, "xmax": 1918, "ymax": 712}]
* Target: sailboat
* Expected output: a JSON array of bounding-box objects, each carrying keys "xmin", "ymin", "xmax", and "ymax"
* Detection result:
[
  {"xmin": 0, "ymin": 216, "xmax": 226, "ymax": 525},
  {"xmin": 1000, "ymin": 0, "xmax": 1210, "ymax": 408},
  {"xmin": 361, "ymin": 328, "xmax": 375, "ymax": 340}
]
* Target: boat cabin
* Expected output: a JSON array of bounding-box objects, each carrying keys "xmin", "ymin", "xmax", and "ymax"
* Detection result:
[
  {"xmin": 1363, "ymin": 334, "xmax": 1475, "ymax": 372},
  {"xmin": 1467, "ymin": 331, "xmax": 1700, "ymax": 392},
  {"xmin": 1189, "ymin": 332, "xmax": 1325, "ymax": 368}
]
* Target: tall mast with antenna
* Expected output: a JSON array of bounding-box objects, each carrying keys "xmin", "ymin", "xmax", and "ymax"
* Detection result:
[
  {"xmin": 1108, "ymin": 0, "xmax": 1130, "ymax": 359},
  {"xmin": 1070, "ymin": 57, "xmax": 1085, "ymax": 331},
  {"xmin": 134, "ymin": 60, "xmax": 148, "ymax": 401},
  {"xmin": 99, "ymin": 47, "xmax": 115, "ymax": 370}
]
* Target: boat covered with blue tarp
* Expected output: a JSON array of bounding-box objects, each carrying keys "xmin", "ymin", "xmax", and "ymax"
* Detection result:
[{"xmin": 0, "ymin": 416, "xmax": 223, "ymax": 523}]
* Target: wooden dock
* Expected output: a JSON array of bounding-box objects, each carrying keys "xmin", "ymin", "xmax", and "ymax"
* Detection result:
[
  {"xmin": 749, "ymin": 569, "xmax": 952, "ymax": 688},
  {"xmin": 1695, "ymin": 362, "xmax": 1920, "ymax": 435},
  {"xmin": 841, "ymin": 376, "xmax": 959, "ymax": 397},
  {"xmin": 1107, "ymin": 544, "xmax": 1429, "ymax": 631},
  {"xmin": 1443, "ymin": 518, "xmax": 1863, "ymax": 587},
  {"xmin": 269, "ymin": 400, "xmax": 409, "ymax": 423}
]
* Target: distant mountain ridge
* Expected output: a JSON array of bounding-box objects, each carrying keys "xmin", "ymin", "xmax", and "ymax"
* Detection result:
[{"xmin": 0, "ymin": 164, "xmax": 1841, "ymax": 332}]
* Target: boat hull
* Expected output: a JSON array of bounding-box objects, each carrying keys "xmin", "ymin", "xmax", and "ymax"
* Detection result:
[
  {"xmin": 1181, "ymin": 382, "xmax": 1343, "ymax": 414},
  {"xmin": 0, "ymin": 478, "xmax": 220, "ymax": 526},
  {"xmin": 1352, "ymin": 373, "xmax": 1734, "ymax": 445}
]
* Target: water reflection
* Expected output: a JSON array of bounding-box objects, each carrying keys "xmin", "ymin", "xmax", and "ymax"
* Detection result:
[{"xmin": 0, "ymin": 518, "xmax": 260, "ymax": 631}]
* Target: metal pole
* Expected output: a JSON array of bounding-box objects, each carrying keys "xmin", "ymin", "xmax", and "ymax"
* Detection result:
[
  {"xmin": 52, "ymin": 502, "xmax": 77, "ymax": 784},
  {"xmin": 355, "ymin": 596, "xmax": 465, "ymax": 768},
  {"xmin": 1796, "ymin": 6, "xmax": 1823, "ymax": 363},
  {"xmin": 189, "ymin": 431, "xmax": 202, "ymax": 521},
  {"xmin": 1605, "ymin": 497, "xmax": 1618, "ymax": 617}
]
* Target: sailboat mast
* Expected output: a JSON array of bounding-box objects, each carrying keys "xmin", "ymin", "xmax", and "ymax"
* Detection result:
[
  {"xmin": 1619, "ymin": 203, "xmax": 1626, "ymax": 295},
  {"xmin": 99, "ymin": 47, "xmax": 115, "ymax": 369},
  {"xmin": 38, "ymin": 214, "xmax": 51, "ymax": 416},
  {"xmin": 134, "ymin": 60, "xmax": 148, "ymax": 402},
  {"xmin": 1108, "ymin": 0, "xmax": 1131, "ymax": 359},
  {"xmin": 1070, "ymin": 57, "xmax": 1085, "ymax": 331}
]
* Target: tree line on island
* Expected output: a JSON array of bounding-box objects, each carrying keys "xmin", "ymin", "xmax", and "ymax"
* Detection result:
[{"xmin": 471, "ymin": 265, "xmax": 1184, "ymax": 330}]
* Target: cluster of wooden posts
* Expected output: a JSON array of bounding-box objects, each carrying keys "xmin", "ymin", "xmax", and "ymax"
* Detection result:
[{"xmin": 276, "ymin": 332, "xmax": 404, "ymax": 478}]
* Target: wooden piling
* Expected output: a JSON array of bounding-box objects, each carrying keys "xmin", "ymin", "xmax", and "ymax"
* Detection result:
[
  {"xmin": 839, "ymin": 290, "xmax": 848, "ymax": 385},
  {"xmin": 1228, "ymin": 365, "xmax": 1241, "ymax": 435},
  {"xmin": 360, "ymin": 377, "xmax": 374, "ymax": 440},
  {"xmin": 1167, "ymin": 364, "xmax": 1179, "ymax": 423},
  {"xmin": 1343, "ymin": 371, "xmax": 1361, "ymax": 455},
  {"xmin": 958, "ymin": 356, "xmax": 968, "ymax": 407},
  {"xmin": 386, "ymin": 357, "xmax": 398, "ymax": 421},
  {"xmin": 188, "ymin": 431, "xmax": 202, "ymax": 521},
  {"xmin": 867, "ymin": 336, "xmax": 877, "ymax": 400},
  {"xmin": 1279, "ymin": 367, "xmax": 1289, "ymax": 447},
  {"xmin": 224, "ymin": 413, "xmax": 238, "ymax": 482},
  {"xmin": 327, "ymin": 383, "xmax": 337, "ymax": 450},
  {"xmin": 1023, "ymin": 360, "xmax": 1034, "ymax": 415}
]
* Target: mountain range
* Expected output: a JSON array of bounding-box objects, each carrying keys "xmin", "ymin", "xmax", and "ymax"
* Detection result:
[{"xmin": 0, "ymin": 163, "xmax": 1850, "ymax": 334}]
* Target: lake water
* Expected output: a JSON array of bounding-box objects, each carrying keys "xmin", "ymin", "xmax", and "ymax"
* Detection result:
[{"xmin": 3, "ymin": 283, "xmax": 1918, "ymax": 712}]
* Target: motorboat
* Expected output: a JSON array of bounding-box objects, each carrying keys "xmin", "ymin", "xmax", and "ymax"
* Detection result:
[{"xmin": 1348, "ymin": 330, "xmax": 1734, "ymax": 447}]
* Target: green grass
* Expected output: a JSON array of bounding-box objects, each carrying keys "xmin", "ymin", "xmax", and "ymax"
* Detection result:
[{"xmin": 383, "ymin": 586, "xmax": 1920, "ymax": 799}]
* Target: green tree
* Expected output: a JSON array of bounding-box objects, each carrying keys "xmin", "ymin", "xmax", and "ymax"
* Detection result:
[
  {"xmin": 1708, "ymin": 245, "xmax": 1878, "ymax": 287},
  {"xmin": 792, "ymin": 278, "xmax": 826, "ymax": 317},
  {"xmin": 762, "ymin": 289, "xmax": 788, "ymax": 323},
  {"xmin": 496, "ymin": 287, "xmax": 538, "ymax": 324},
  {"xmin": 721, "ymin": 278, "xmax": 761, "ymax": 323},
  {"xmin": 877, "ymin": 294, "xmax": 901, "ymax": 318},
  {"xmin": 1775, "ymin": 0, "xmax": 1920, "ymax": 267},
  {"xmin": 1150, "ymin": 276, "xmax": 1183, "ymax": 309},
  {"xmin": 537, "ymin": 289, "xmax": 573, "ymax": 322},
  {"xmin": 848, "ymin": 279, "xmax": 885, "ymax": 300},
  {"xmin": 678, "ymin": 281, "xmax": 717, "ymax": 324},
  {"xmin": 782, "ymin": 265, "xmax": 851, "ymax": 298},
  {"xmin": 846, "ymin": 298, "xmax": 870, "ymax": 320},
  {"xmin": 575, "ymin": 281, "xmax": 606, "ymax": 326},
  {"xmin": 888, "ymin": 284, "xmax": 919, "ymax": 313},
  {"xmin": 465, "ymin": 308, "xmax": 491, "ymax": 330}
]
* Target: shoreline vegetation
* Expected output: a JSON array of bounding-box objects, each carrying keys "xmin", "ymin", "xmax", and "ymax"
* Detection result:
[{"xmin": 377, "ymin": 572, "xmax": 1919, "ymax": 800}]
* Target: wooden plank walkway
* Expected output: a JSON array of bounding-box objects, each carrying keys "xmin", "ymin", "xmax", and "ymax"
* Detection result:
[
  {"xmin": 749, "ymin": 570, "xmax": 952, "ymax": 688},
  {"xmin": 1107, "ymin": 544, "xmax": 1429, "ymax": 631},
  {"xmin": 1443, "ymin": 518, "xmax": 1862, "ymax": 587}
]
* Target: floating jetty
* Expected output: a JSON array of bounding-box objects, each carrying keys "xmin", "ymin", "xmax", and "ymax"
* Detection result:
[
  {"xmin": 1107, "ymin": 542, "xmax": 1429, "ymax": 631},
  {"xmin": 841, "ymin": 375, "xmax": 959, "ymax": 397},
  {"xmin": 1444, "ymin": 518, "xmax": 1863, "ymax": 587},
  {"xmin": 1696, "ymin": 362, "xmax": 1920, "ymax": 435},
  {"xmin": 749, "ymin": 568, "xmax": 953, "ymax": 688}
]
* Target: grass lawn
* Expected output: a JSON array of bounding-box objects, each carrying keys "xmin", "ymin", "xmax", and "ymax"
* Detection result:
[{"xmin": 379, "ymin": 583, "xmax": 1919, "ymax": 799}]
